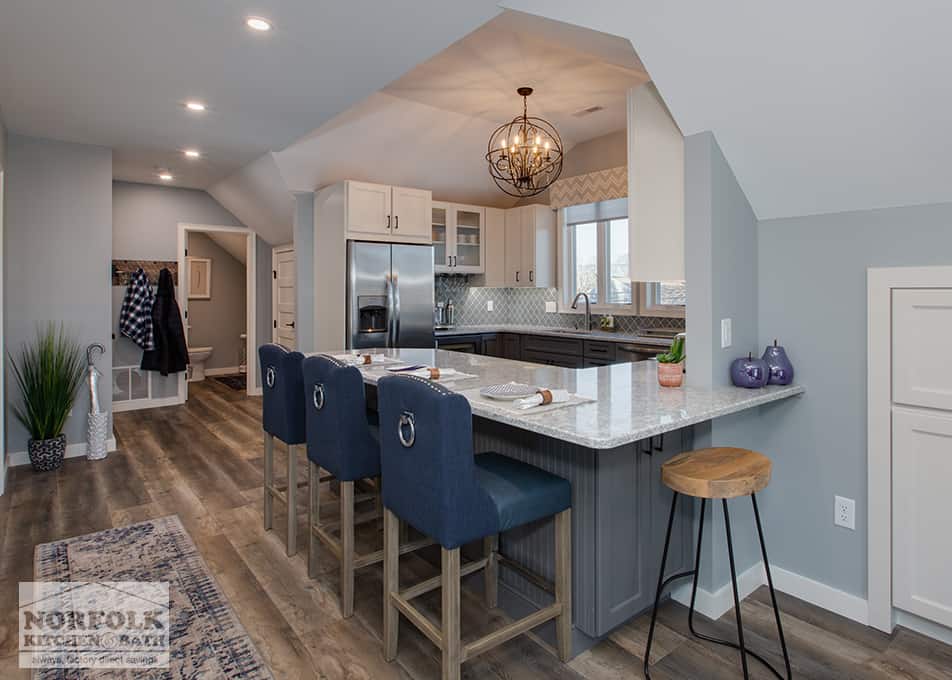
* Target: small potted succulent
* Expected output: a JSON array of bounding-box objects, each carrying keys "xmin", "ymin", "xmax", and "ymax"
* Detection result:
[
  {"xmin": 656, "ymin": 335, "xmax": 685, "ymax": 387},
  {"xmin": 9, "ymin": 324, "xmax": 85, "ymax": 472}
]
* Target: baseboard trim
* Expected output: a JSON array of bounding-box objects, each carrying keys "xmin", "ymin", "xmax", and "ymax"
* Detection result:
[
  {"xmin": 114, "ymin": 396, "xmax": 184, "ymax": 412},
  {"xmin": 672, "ymin": 560, "xmax": 870, "ymax": 627},
  {"xmin": 671, "ymin": 561, "xmax": 766, "ymax": 620},
  {"xmin": 203, "ymin": 366, "xmax": 242, "ymax": 377},
  {"xmin": 8, "ymin": 436, "xmax": 118, "ymax": 468},
  {"xmin": 895, "ymin": 609, "xmax": 952, "ymax": 646},
  {"xmin": 771, "ymin": 565, "xmax": 869, "ymax": 626}
]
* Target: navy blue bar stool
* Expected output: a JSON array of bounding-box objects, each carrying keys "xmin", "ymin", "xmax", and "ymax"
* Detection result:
[
  {"xmin": 301, "ymin": 355, "xmax": 433, "ymax": 618},
  {"xmin": 259, "ymin": 344, "xmax": 306, "ymax": 556},
  {"xmin": 377, "ymin": 375, "xmax": 573, "ymax": 680}
]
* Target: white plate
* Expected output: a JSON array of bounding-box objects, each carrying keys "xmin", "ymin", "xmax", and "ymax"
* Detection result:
[{"xmin": 479, "ymin": 382, "xmax": 537, "ymax": 400}]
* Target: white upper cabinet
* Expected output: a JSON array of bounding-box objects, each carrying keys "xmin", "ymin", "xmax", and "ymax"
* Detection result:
[
  {"xmin": 628, "ymin": 83, "xmax": 684, "ymax": 282},
  {"xmin": 391, "ymin": 186, "xmax": 431, "ymax": 240},
  {"xmin": 434, "ymin": 201, "xmax": 485, "ymax": 274},
  {"xmin": 346, "ymin": 181, "xmax": 391, "ymax": 237},
  {"xmin": 344, "ymin": 180, "xmax": 431, "ymax": 244},
  {"xmin": 503, "ymin": 204, "xmax": 555, "ymax": 288}
]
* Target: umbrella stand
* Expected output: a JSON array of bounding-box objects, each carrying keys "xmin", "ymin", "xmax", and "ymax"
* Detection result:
[{"xmin": 86, "ymin": 343, "xmax": 109, "ymax": 460}]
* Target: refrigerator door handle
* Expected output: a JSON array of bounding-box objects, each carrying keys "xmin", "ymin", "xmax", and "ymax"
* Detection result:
[
  {"xmin": 385, "ymin": 273, "xmax": 395, "ymax": 347},
  {"xmin": 393, "ymin": 273, "xmax": 401, "ymax": 346}
]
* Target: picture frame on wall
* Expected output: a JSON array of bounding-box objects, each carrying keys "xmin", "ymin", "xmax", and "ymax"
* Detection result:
[{"xmin": 187, "ymin": 256, "xmax": 211, "ymax": 299}]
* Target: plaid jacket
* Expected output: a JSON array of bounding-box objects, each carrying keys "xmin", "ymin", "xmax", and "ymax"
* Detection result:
[{"xmin": 119, "ymin": 268, "xmax": 155, "ymax": 351}]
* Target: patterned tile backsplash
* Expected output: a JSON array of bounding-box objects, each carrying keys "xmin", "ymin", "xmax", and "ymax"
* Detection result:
[{"xmin": 434, "ymin": 275, "xmax": 685, "ymax": 333}]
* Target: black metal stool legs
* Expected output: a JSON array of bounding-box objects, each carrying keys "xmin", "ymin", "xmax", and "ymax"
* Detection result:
[
  {"xmin": 753, "ymin": 493, "xmax": 793, "ymax": 679},
  {"xmin": 643, "ymin": 492, "xmax": 792, "ymax": 680}
]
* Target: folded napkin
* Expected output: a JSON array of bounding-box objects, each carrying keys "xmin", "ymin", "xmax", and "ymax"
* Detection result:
[
  {"xmin": 333, "ymin": 353, "xmax": 386, "ymax": 366},
  {"xmin": 516, "ymin": 388, "xmax": 571, "ymax": 410},
  {"xmin": 409, "ymin": 367, "xmax": 459, "ymax": 380}
]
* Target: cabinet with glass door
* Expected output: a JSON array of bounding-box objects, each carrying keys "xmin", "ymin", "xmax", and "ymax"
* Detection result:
[{"xmin": 433, "ymin": 201, "xmax": 485, "ymax": 274}]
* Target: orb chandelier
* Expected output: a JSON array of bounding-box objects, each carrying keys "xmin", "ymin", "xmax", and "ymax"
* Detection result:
[{"xmin": 486, "ymin": 87, "xmax": 563, "ymax": 198}]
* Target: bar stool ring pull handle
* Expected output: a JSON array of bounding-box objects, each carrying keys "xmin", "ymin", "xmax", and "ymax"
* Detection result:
[
  {"xmin": 313, "ymin": 383, "xmax": 325, "ymax": 410},
  {"xmin": 398, "ymin": 411, "xmax": 416, "ymax": 448},
  {"xmin": 266, "ymin": 366, "xmax": 276, "ymax": 388}
]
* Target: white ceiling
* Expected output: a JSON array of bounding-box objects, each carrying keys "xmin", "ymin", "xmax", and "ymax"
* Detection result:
[
  {"xmin": 0, "ymin": 0, "xmax": 501, "ymax": 190},
  {"xmin": 273, "ymin": 11, "xmax": 647, "ymax": 209},
  {"xmin": 501, "ymin": 0, "xmax": 952, "ymax": 220}
]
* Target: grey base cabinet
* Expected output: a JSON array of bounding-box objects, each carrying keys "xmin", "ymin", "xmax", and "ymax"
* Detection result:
[{"xmin": 472, "ymin": 418, "xmax": 695, "ymax": 647}]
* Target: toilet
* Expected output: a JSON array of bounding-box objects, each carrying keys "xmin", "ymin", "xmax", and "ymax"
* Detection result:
[{"xmin": 187, "ymin": 346, "xmax": 214, "ymax": 382}]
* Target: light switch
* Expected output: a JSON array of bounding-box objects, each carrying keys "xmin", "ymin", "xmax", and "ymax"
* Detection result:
[
  {"xmin": 720, "ymin": 318, "xmax": 732, "ymax": 348},
  {"xmin": 545, "ymin": 301, "xmax": 557, "ymax": 313},
  {"xmin": 487, "ymin": 300, "xmax": 494, "ymax": 312}
]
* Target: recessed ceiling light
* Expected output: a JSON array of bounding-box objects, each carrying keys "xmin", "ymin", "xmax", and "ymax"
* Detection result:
[
  {"xmin": 184, "ymin": 149, "xmax": 201, "ymax": 159},
  {"xmin": 185, "ymin": 101, "xmax": 206, "ymax": 112},
  {"xmin": 246, "ymin": 16, "xmax": 272, "ymax": 31},
  {"xmin": 159, "ymin": 172, "xmax": 174, "ymax": 181}
]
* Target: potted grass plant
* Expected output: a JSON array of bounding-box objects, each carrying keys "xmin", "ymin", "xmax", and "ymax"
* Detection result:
[
  {"xmin": 656, "ymin": 335, "xmax": 686, "ymax": 387},
  {"xmin": 9, "ymin": 324, "xmax": 85, "ymax": 472}
]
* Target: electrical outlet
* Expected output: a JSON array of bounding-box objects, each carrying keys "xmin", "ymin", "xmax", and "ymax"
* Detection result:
[
  {"xmin": 487, "ymin": 300, "xmax": 494, "ymax": 312},
  {"xmin": 720, "ymin": 318, "xmax": 732, "ymax": 348},
  {"xmin": 834, "ymin": 496, "xmax": 855, "ymax": 530},
  {"xmin": 545, "ymin": 301, "xmax": 557, "ymax": 313}
]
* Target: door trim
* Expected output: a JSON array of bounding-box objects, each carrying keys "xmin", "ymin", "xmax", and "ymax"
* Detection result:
[
  {"xmin": 272, "ymin": 244, "xmax": 294, "ymax": 345},
  {"xmin": 867, "ymin": 265, "xmax": 952, "ymax": 632},
  {"xmin": 177, "ymin": 223, "xmax": 258, "ymax": 399}
]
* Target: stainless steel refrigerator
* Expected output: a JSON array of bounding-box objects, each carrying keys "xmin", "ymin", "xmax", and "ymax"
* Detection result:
[{"xmin": 347, "ymin": 241, "xmax": 434, "ymax": 349}]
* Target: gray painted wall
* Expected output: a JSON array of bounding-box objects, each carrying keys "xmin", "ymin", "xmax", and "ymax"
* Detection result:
[
  {"xmin": 292, "ymin": 193, "xmax": 315, "ymax": 352},
  {"xmin": 4, "ymin": 135, "xmax": 113, "ymax": 453},
  {"xmin": 186, "ymin": 233, "xmax": 246, "ymax": 371},
  {"xmin": 684, "ymin": 131, "xmax": 766, "ymax": 591},
  {"xmin": 758, "ymin": 202, "xmax": 952, "ymax": 598},
  {"xmin": 112, "ymin": 181, "xmax": 272, "ymax": 391}
]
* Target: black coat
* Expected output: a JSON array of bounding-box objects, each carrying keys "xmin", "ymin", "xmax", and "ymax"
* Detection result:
[{"xmin": 141, "ymin": 268, "xmax": 189, "ymax": 376}]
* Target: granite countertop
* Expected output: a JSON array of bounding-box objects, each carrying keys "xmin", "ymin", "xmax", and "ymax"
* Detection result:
[
  {"xmin": 433, "ymin": 324, "xmax": 676, "ymax": 347},
  {"xmin": 318, "ymin": 348, "xmax": 804, "ymax": 450}
]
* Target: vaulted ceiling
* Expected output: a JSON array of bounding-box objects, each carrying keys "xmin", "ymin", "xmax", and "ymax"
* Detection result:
[{"xmin": 500, "ymin": 0, "xmax": 952, "ymax": 220}]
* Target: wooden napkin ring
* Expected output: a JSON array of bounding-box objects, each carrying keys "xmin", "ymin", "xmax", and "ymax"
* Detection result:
[
  {"xmin": 537, "ymin": 388, "xmax": 553, "ymax": 405},
  {"xmin": 361, "ymin": 354, "xmax": 372, "ymax": 365},
  {"xmin": 428, "ymin": 367, "xmax": 441, "ymax": 380}
]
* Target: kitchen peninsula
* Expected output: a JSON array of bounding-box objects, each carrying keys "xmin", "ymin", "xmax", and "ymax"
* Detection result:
[{"xmin": 323, "ymin": 348, "xmax": 804, "ymax": 654}]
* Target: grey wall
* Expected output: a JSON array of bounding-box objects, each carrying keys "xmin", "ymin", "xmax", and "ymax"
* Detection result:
[
  {"xmin": 757, "ymin": 202, "xmax": 952, "ymax": 598},
  {"xmin": 113, "ymin": 181, "xmax": 244, "ymax": 261},
  {"xmin": 185, "ymin": 233, "xmax": 246, "ymax": 371},
  {"xmin": 112, "ymin": 181, "xmax": 272, "ymax": 391},
  {"xmin": 4, "ymin": 135, "xmax": 112, "ymax": 453},
  {"xmin": 292, "ymin": 192, "xmax": 314, "ymax": 352},
  {"xmin": 0, "ymin": 117, "xmax": 6, "ymax": 486},
  {"xmin": 685, "ymin": 131, "xmax": 792, "ymax": 592}
]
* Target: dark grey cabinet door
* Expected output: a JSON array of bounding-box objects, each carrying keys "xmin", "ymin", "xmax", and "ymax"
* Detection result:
[{"xmin": 594, "ymin": 431, "xmax": 694, "ymax": 635}]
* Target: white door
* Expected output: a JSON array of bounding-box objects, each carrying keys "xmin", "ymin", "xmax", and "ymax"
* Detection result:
[
  {"xmin": 391, "ymin": 186, "xmax": 431, "ymax": 240},
  {"xmin": 433, "ymin": 202, "xmax": 451, "ymax": 272},
  {"xmin": 272, "ymin": 247, "xmax": 296, "ymax": 348},
  {"xmin": 504, "ymin": 207, "xmax": 523, "ymax": 286},
  {"xmin": 452, "ymin": 205, "xmax": 484, "ymax": 273},
  {"xmin": 891, "ymin": 287, "xmax": 952, "ymax": 627},
  {"xmin": 346, "ymin": 181, "xmax": 391, "ymax": 236}
]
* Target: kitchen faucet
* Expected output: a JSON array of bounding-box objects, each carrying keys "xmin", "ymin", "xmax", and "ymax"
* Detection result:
[{"xmin": 571, "ymin": 292, "xmax": 592, "ymax": 331}]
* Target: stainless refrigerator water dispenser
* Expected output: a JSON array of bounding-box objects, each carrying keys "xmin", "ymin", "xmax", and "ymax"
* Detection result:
[{"xmin": 347, "ymin": 241, "xmax": 435, "ymax": 350}]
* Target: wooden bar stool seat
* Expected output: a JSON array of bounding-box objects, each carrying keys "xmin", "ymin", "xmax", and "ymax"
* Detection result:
[
  {"xmin": 662, "ymin": 447, "xmax": 772, "ymax": 499},
  {"xmin": 644, "ymin": 447, "xmax": 792, "ymax": 680}
]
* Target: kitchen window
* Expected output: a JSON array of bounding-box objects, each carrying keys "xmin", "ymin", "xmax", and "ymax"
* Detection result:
[
  {"xmin": 561, "ymin": 198, "xmax": 634, "ymax": 310},
  {"xmin": 560, "ymin": 197, "xmax": 685, "ymax": 317}
]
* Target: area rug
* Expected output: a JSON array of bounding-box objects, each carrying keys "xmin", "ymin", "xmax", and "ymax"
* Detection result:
[
  {"xmin": 33, "ymin": 515, "xmax": 273, "ymax": 679},
  {"xmin": 213, "ymin": 374, "xmax": 247, "ymax": 391}
]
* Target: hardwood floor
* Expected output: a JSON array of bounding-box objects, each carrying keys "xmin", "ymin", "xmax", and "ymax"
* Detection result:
[{"xmin": 1, "ymin": 378, "xmax": 950, "ymax": 678}]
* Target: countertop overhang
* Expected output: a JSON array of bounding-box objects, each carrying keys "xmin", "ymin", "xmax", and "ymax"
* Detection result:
[{"xmin": 313, "ymin": 349, "xmax": 803, "ymax": 450}]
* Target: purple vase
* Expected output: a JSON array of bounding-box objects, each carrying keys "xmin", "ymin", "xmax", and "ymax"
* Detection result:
[
  {"xmin": 762, "ymin": 339, "xmax": 794, "ymax": 385},
  {"xmin": 730, "ymin": 353, "xmax": 769, "ymax": 388}
]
